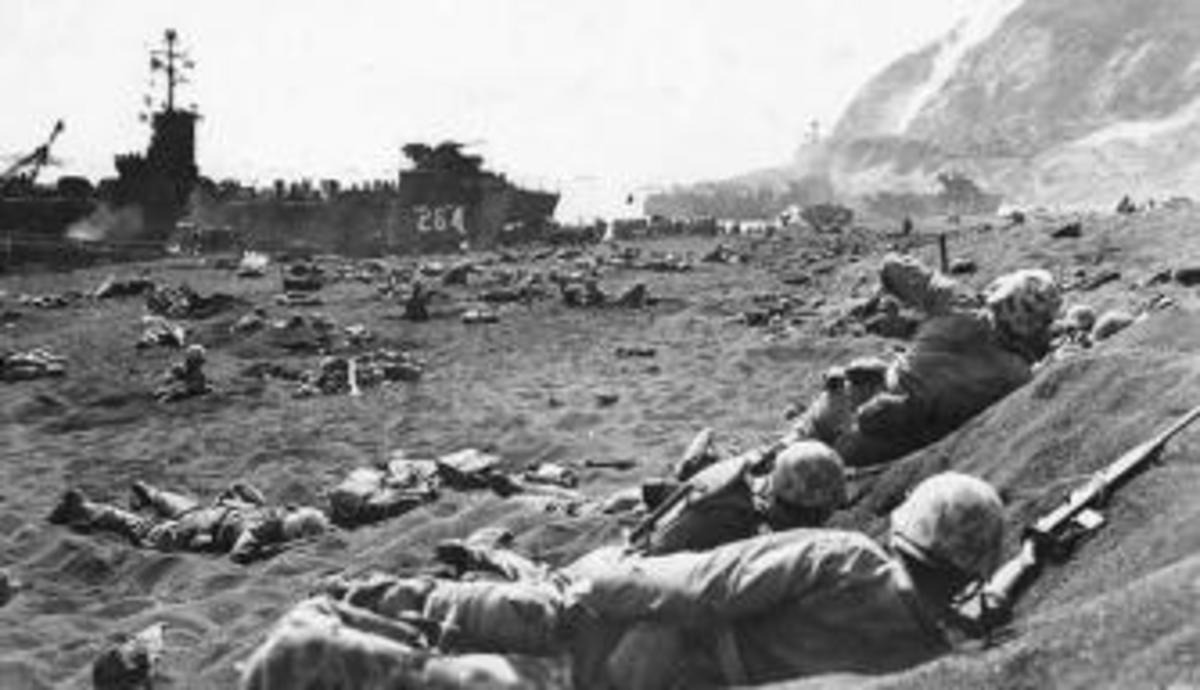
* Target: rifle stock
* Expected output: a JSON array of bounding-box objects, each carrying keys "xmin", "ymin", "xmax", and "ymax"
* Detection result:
[
  {"xmin": 980, "ymin": 540, "xmax": 1037, "ymax": 615},
  {"xmin": 981, "ymin": 402, "xmax": 1200, "ymax": 620}
]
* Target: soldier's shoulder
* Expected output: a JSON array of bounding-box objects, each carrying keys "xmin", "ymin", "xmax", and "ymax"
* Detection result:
[
  {"xmin": 815, "ymin": 527, "xmax": 880, "ymax": 546},
  {"xmin": 788, "ymin": 528, "xmax": 890, "ymax": 561}
]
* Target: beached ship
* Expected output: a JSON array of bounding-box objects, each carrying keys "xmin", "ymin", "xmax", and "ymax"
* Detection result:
[
  {"xmin": 201, "ymin": 141, "xmax": 560, "ymax": 256},
  {"xmin": 392, "ymin": 141, "xmax": 560, "ymax": 251},
  {"xmin": 2, "ymin": 29, "xmax": 560, "ymax": 266},
  {"xmin": 0, "ymin": 29, "xmax": 198, "ymax": 267}
]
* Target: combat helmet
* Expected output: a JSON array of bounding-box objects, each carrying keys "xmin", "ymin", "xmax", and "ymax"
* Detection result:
[
  {"xmin": 281, "ymin": 506, "xmax": 331, "ymax": 541},
  {"xmin": 765, "ymin": 440, "xmax": 847, "ymax": 526},
  {"xmin": 184, "ymin": 343, "xmax": 207, "ymax": 363},
  {"xmin": 890, "ymin": 472, "xmax": 1004, "ymax": 579},
  {"xmin": 984, "ymin": 269, "xmax": 1061, "ymax": 352}
]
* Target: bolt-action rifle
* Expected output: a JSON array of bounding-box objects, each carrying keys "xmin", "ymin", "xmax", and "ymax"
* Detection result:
[{"xmin": 979, "ymin": 402, "xmax": 1200, "ymax": 625}]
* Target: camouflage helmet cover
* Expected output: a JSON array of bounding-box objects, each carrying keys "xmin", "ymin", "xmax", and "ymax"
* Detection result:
[
  {"xmin": 770, "ymin": 440, "xmax": 847, "ymax": 512},
  {"xmin": 984, "ymin": 269, "xmax": 1062, "ymax": 345},
  {"xmin": 890, "ymin": 471, "xmax": 1004, "ymax": 578},
  {"xmin": 282, "ymin": 507, "xmax": 331, "ymax": 541}
]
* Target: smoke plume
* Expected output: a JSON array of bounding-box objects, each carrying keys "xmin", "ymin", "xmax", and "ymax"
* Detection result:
[{"xmin": 66, "ymin": 203, "xmax": 145, "ymax": 243}]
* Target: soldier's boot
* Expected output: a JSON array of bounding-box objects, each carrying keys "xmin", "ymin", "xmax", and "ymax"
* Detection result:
[
  {"xmin": 434, "ymin": 528, "xmax": 545, "ymax": 581},
  {"xmin": 434, "ymin": 541, "xmax": 505, "ymax": 579},
  {"xmin": 50, "ymin": 490, "xmax": 154, "ymax": 544},
  {"xmin": 48, "ymin": 489, "xmax": 90, "ymax": 526},
  {"xmin": 787, "ymin": 368, "xmax": 857, "ymax": 445},
  {"xmin": 131, "ymin": 481, "xmax": 200, "ymax": 518},
  {"xmin": 361, "ymin": 492, "xmax": 432, "ymax": 523},
  {"xmin": 316, "ymin": 572, "xmax": 434, "ymax": 620},
  {"xmin": 218, "ymin": 481, "xmax": 267, "ymax": 506}
]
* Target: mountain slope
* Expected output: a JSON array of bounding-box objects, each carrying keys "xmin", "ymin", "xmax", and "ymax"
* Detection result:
[
  {"xmin": 650, "ymin": 0, "xmax": 1200, "ymax": 218},
  {"xmin": 823, "ymin": 0, "xmax": 1200, "ymax": 208}
]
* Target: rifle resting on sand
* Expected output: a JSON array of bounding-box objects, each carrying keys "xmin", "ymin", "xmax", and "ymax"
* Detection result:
[{"xmin": 979, "ymin": 402, "xmax": 1200, "ymax": 626}]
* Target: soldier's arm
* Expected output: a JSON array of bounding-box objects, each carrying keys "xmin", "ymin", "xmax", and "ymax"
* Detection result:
[
  {"xmin": 228, "ymin": 514, "xmax": 285, "ymax": 564},
  {"xmin": 228, "ymin": 531, "xmax": 260, "ymax": 563},
  {"xmin": 854, "ymin": 391, "xmax": 921, "ymax": 437}
]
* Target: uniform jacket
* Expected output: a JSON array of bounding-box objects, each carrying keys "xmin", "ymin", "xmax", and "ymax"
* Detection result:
[
  {"xmin": 577, "ymin": 529, "xmax": 951, "ymax": 686},
  {"xmin": 838, "ymin": 256, "xmax": 1033, "ymax": 466}
]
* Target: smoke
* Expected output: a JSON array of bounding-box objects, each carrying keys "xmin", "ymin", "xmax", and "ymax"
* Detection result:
[
  {"xmin": 66, "ymin": 203, "xmax": 145, "ymax": 243},
  {"xmin": 891, "ymin": 0, "xmax": 1026, "ymax": 133}
]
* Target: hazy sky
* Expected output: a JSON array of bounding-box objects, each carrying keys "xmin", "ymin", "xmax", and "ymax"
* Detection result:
[{"xmin": 1, "ymin": 0, "xmax": 981, "ymax": 218}]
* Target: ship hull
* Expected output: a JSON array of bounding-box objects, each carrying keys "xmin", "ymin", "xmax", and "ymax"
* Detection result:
[{"xmin": 197, "ymin": 178, "xmax": 558, "ymax": 257}]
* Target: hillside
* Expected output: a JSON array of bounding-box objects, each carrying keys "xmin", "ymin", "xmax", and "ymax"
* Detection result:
[
  {"xmin": 650, "ymin": 0, "xmax": 1200, "ymax": 218},
  {"xmin": 823, "ymin": 0, "xmax": 1200, "ymax": 209}
]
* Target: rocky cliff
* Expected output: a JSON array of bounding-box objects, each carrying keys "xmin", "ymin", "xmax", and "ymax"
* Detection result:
[
  {"xmin": 819, "ymin": 0, "xmax": 1200, "ymax": 210},
  {"xmin": 651, "ymin": 0, "xmax": 1200, "ymax": 219}
]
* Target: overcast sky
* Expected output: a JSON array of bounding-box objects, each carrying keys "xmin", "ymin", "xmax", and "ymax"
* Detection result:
[{"xmin": 1, "ymin": 0, "xmax": 981, "ymax": 218}]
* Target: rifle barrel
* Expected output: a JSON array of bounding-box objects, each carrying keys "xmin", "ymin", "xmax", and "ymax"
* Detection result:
[
  {"xmin": 989, "ymin": 402, "xmax": 1200, "ymax": 621},
  {"xmin": 1032, "ymin": 403, "xmax": 1200, "ymax": 539},
  {"xmin": 1101, "ymin": 403, "xmax": 1200, "ymax": 485}
]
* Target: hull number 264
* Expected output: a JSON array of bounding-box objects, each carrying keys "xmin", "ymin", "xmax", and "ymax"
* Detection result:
[{"xmin": 415, "ymin": 205, "xmax": 467, "ymax": 235}]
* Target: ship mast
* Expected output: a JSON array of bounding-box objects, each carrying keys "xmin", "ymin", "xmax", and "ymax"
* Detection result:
[{"xmin": 149, "ymin": 29, "xmax": 194, "ymax": 114}]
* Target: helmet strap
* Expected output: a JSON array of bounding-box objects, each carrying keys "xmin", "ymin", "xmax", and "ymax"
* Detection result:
[{"xmin": 892, "ymin": 533, "xmax": 976, "ymax": 593}]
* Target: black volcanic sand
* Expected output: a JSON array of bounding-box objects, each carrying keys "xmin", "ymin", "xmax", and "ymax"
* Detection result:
[{"xmin": 3, "ymin": 208, "xmax": 1200, "ymax": 689}]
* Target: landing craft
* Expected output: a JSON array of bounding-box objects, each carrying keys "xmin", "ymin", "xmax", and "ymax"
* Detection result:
[
  {"xmin": 0, "ymin": 119, "xmax": 97, "ymax": 266},
  {"xmin": 392, "ymin": 141, "xmax": 560, "ymax": 252},
  {"xmin": 2, "ymin": 29, "xmax": 560, "ymax": 267},
  {"xmin": 0, "ymin": 29, "xmax": 199, "ymax": 268},
  {"xmin": 198, "ymin": 140, "xmax": 560, "ymax": 257}
]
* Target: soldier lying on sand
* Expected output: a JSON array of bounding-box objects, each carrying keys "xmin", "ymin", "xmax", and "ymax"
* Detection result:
[
  {"xmin": 0, "ymin": 347, "xmax": 66, "ymax": 382},
  {"xmin": 154, "ymin": 344, "xmax": 212, "ymax": 402},
  {"xmin": 429, "ymin": 438, "xmax": 848, "ymax": 585},
  {"xmin": 327, "ymin": 460, "xmax": 440, "ymax": 527},
  {"xmin": 790, "ymin": 253, "xmax": 1062, "ymax": 467},
  {"xmin": 49, "ymin": 480, "xmax": 329, "ymax": 564},
  {"xmin": 242, "ymin": 472, "xmax": 1004, "ymax": 690},
  {"xmin": 249, "ymin": 439, "xmax": 852, "ymax": 687},
  {"xmin": 622, "ymin": 436, "xmax": 847, "ymax": 557}
]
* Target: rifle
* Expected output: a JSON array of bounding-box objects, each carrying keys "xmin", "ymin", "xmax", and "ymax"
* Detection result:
[
  {"xmin": 980, "ymin": 402, "xmax": 1200, "ymax": 625},
  {"xmin": 625, "ymin": 481, "xmax": 693, "ymax": 549},
  {"xmin": 626, "ymin": 438, "xmax": 787, "ymax": 550}
]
